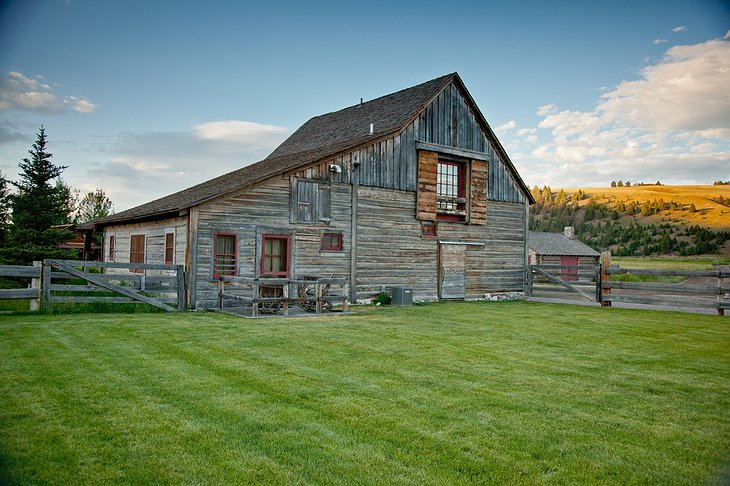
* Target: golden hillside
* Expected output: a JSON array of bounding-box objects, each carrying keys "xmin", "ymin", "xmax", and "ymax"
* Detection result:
[{"xmin": 561, "ymin": 185, "xmax": 730, "ymax": 230}]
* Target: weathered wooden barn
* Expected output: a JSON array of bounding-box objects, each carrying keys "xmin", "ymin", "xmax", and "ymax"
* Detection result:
[
  {"xmin": 93, "ymin": 73, "xmax": 534, "ymax": 309},
  {"xmin": 528, "ymin": 227, "xmax": 600, "ymax": 281}
]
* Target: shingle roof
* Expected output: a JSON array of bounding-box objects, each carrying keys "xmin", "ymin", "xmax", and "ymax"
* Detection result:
[
  {"xmin": 95, "ymin": 73, "xmax": 531, "ymax": 226},
  {"xmin": 528, "ymin": 231, "xmax": 600, "ymax": 257}
]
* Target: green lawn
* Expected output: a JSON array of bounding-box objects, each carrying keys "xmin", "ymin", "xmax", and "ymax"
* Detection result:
[{"xmin": 1, "ymin": 302, "xmax": 729, "ymax": 485}]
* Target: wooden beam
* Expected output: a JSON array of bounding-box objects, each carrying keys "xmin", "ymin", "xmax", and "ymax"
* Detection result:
[{"xmin": 415, "ymin": 141, "xmax": 491, "ymax": 162}]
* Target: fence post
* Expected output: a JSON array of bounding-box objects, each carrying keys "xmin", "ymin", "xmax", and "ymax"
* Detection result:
[
  {"xmin": 41, "ymin": 260, "xmax": 52, "ymax": 311},
  {"xmin": 718, "ymin": 271, "xmax": 725, "ymax": 317},
  {"xmin": 282, "ymin": 282, "xmax": 289, "ymax": 317},
  {"xmin": 600, "ymin": 251, "xmax": 611, "ymax": 307},
  {"xmin": 343, "ymin": 282, "xmax": 349, "ymax": 312},
  {"xmin": 29, "ymin": 261, "xmax": 41, "ymax": 311},
  {"xmin": 177, "ymin": 265, "xmax": 186, "ymax": 311},
  {"xmin": 252, "ymin": 283, "xmax": 259, "ymax": 317}
]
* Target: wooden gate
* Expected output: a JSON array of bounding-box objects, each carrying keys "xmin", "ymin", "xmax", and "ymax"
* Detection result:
[
  {"xmin": 439, "ymin": 243, "xmax": 466, "ymax": 299},
  {"xmin": 528, "ymin": 264, "xmax": 601, "ymax": 302},
  {"xmin": 43, "ymin": 259, "xmax": 185, "ymax": 311}
]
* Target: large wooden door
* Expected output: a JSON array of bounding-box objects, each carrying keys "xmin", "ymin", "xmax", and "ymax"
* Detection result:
[
  {"xmin": 560, "ymin": 255, "xmax": 579, "ymax": 281},
  {"xmin": 439, "ymin": 243, "xmax": 466, "ymax": 299}
]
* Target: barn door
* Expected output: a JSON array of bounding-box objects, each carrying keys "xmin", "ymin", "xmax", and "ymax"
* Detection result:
[
  {"xmin": 560, "ymin": 256, "xmax": 579, "ymax": 281},
  {"xmin": 439, "ymin": 243, "xmax": 466, "ymax": 299}
]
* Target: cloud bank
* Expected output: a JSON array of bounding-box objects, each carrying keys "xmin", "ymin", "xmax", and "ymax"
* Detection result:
[
  {"xmin": 0, "ymin": 71, "xmax": 96, "ymax": 113},
  {"xmin": 509, "ymin": 32, "xmax": 730, "ymax": 188}
]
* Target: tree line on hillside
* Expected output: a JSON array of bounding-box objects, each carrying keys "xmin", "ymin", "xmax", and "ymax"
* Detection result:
[
  {"xmin": 530, "ymin": 185, "xmax": 730, "ymax": 256},
  {"xmin": 0, "ymin": 127, "xmax": 114, "ymax": 266}
]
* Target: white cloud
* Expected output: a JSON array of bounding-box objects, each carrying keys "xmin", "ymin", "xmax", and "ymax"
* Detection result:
[
  {"xmin": 80, "ymin": 120, "xmax": 290, "ymax": 210},
  {"xmin": 597, "ymin": 36, "xmax": 730, "ymax": 136},
  {"xmin": 517, "ymin": 128, "xmax": 537, "ymax": 136},
  {"xmin": 0, "ymin": 71, "xmax": 96, "ymax": 114},
  {"xmin": 536, "ymin": 104, "xmax": 558, "ymax": 116},
  {"xmin": 194, "ymin": 120, "xmax": 288, "ymax": 146},
  {"xmin": 672, "ymin": 25, "xmax": 687, "ymax": 32},
  {"xmin": 512, "ymin": 33, "xmax": 730, "ymax": 188},
  {"xmin": 653, "ymin": 38, "xmax": 668, "ymax": 44},
  {"xmin": 495, "ymin": 120, "xmax": 516, "ymax": 133}
]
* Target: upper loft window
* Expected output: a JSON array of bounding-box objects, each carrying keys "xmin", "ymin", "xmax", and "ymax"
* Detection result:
[
  {"xmin": 293, "ymin": 180, "xmax": 331, "ymax": 224},
  {"xmin": 436, "ymin": 160, "xmax": 466, "ymax": 221}
]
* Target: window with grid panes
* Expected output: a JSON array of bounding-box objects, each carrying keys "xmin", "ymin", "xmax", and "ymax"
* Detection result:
[
  {"xmin": 214, "ymin": 234, "xmax": 236, "ymax": 277},
  {"xmin": 437, "ymin": 160, "xmax": 466, "ymax": 221},
  {"xmin": 261, "ymin": 235, "xmax": 289, "ymax": 276}
]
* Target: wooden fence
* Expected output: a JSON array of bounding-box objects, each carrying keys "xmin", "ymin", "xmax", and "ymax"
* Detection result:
[
  {"xmin": 218, "ymin": 276, "xmax": 349, "ymax": 317},
  {"xmin": 0, "ymin": 260, "xmax": 185, "ymax": 312},
  {"xmin": 601, "ymin": 266, "xmax": 729, "ymax": 316}
]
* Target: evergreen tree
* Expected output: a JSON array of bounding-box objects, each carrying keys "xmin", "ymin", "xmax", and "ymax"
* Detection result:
[
  {"xmin": 0, "ymin": 171, "xmax": 10, "ymax": 246},
  {"xmin": 0, "ymin": 126, "xmax": 76, "ymax": 265}
]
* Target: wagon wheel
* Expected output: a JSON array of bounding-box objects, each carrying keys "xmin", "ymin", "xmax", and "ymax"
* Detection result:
[
  {"xmin": 258, "ymin": 273, "xmax": 283, "ymax": 314},
  {"xmin": 297, "ymin": 281, "xmax": 317, "ymax": 312}
]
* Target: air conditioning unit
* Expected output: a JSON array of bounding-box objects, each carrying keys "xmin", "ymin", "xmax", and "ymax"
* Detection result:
[{"xmin": 391, "ymin": 287, "xmax": 413, "ymax": 306}]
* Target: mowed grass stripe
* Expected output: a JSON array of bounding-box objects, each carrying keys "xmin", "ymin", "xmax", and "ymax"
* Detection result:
[{"xmin": 1, "ymin": 302, "xmax": 729, "ymax": 485}]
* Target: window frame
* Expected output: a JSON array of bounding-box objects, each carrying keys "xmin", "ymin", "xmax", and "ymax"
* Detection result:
[
  {"xmin": 108, "ymin": 235, "xmax": 115, "ymax": 262},
  {"xmin": 320, "ymin": 232, "xmax": 343, "ymax": 252},
  {"xmin": 436, "ymin": 159, "xmax": 467, "ymax": 222},
  {"xmin": 164, "ymin": 232, "xmax": 175, "ymax": 265},
  {"xmin": 213, "ymin": 233, "xmax": 237, "ymax": 279},
  {"xmin": 129, "ymin": 234, "xmax": 145, "ymax": 273},
  {"xmin": 261, "ymin": 234, "xmax": 291, "ymax": 277}
]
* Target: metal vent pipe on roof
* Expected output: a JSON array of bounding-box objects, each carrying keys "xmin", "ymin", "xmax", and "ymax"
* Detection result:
[{"xmin": 369, "ymin": 123, "xmax": 374, "ymax": 135}]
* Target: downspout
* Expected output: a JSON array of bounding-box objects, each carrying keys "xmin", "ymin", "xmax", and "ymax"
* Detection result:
[{"xmin": 350, "ymin": 156, "xmax": 359, "ymax": 303}]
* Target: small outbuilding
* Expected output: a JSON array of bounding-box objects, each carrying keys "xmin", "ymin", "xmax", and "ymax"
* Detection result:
[{"xmin": 528, "ymin": 227, "xmax": 600, "ymax": 281}]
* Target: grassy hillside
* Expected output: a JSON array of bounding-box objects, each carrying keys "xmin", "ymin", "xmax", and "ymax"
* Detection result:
[
  {"xmin": 565, "ymin": 185, "xmax": 730, "ymax": 230},
  {"xmin": 530, "ymin": 185, "xmax": 730, "ymax": 257}
]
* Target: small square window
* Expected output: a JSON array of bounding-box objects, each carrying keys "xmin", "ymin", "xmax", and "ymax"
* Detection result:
[
  {"xmin": 321, "ymin": 233, "xmax": 343, "ymax": 251},
  {"xmin": 422, "ymin": 223, "xmax": 437, "ymax": 238}
]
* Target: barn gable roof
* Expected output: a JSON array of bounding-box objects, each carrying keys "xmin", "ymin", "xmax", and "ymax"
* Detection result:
[
  {"xmin": 95, "ymin": 73, "xmax": 531, "ymax": 226},
  {"xmin": 528, "ymin": 231, "xmax": 600, "ymax": 257}
]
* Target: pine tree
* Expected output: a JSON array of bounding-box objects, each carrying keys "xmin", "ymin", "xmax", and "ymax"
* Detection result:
[
  {"xmin": 0, "ymin": 171, "xmax": 10, "ymax": 246},
  {"xmin": 0, "ymin": 126, "xmax": 76, "ymax": 265}
]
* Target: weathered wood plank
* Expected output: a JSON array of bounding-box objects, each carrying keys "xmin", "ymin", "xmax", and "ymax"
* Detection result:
[
  {"xmin": 0, "ymin": 265, "xmax": 41, "ymax": 278},
  {"xmin": 0, "ymin": 288, "xmax": 39, "ymax": 299}
]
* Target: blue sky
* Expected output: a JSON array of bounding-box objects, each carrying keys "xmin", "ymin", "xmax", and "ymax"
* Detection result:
[{"xmin": 1, "ymin": 0, "xmax": 728, "ymax": 211}]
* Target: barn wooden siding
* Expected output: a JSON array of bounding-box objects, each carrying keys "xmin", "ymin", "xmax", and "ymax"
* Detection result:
[
  {"xmin": 103, "ymin": 217, "xmax": 187, "ymax": 276},
  {"xmin": 189, "ymin": 177, "xmax": 525, "ymax": 307},
  {"xmin": 293, "ymin": 82, "xmax": 525, "ymax": 204},
  {"xmin": 356, "ymin": 186, "xmax": 526, "ymax": 301},
  {"xmin": 191, "ymin": 177, "xmax": 352, "ymax": 309}
]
